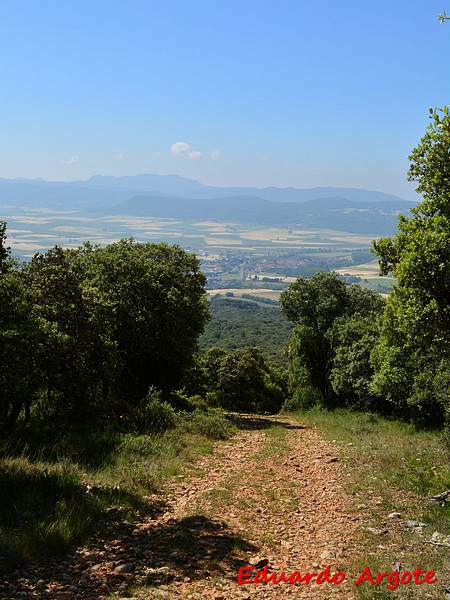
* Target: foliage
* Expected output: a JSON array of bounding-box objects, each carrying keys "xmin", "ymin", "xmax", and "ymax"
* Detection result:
[
  {"xmin": 372, "ymin": 107, "xmax": 450, "ymax": 424},
  {"xmin": 328, "ymin": 315, "xmax": 385, "ymax": 412},
  {"xmin": 199, "ymin": 297, "xmax": 292, "ymax": 363},
  {"xmin": 120, "ymin": 434, "xmax": 162, "ymax": 456},
  {"xmin": 135, "ymin": 388, "xmax": 178, "ymax": 433},
  {"xmin": 23, "ymin": 246, "xmax": 113, "ymax": 420},
  {"xmin": 180, "ymin": 407, "xmax": 236, "ymax": 440},
  {"xmin": 280, "ymin": 272, "xmax": 384, "ymax": 405},
  {"xmin": 0, "ymin": 269, "xmax": 41, "ymax": 427},
  {"xmin": 196, "ymin": 346, "xmax": 285, "ymax": 414},
  {"xmin": 76, "ymin": 239, "xmax": 209, "ymax": 402},
  {"xmin": 282, "ymin": 385, "xmax": 323, "ymax": 411},
  {"xmin": 241, "ymin": 294, "xmax": 279, "ymax": 305},
  {"xmin": 0, "ymin": 229, "xmax": 209, "ymax": 427}
]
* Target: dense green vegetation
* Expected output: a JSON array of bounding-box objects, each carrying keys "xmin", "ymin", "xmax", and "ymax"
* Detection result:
[
  {"xmin": 186, "ymin": 346, "xmax": 286, "ymax": 414},
  {"xmin": 199, "ymin": 297, "xmax": 292, "ymax": 362},
  {"xmin": 371, "ymin": 107, "xmax": 450, "ymax": 426},
  {"xmin": 281, "ymin": 107, "xmax": 450, "ymax": 427},
  {"xmin": 281, "ymin": 272, "xmax": 385, "ymax": 410},
  {"xmin": 0, "ymin": 236, "xmax": 209, "ymax": 427}
]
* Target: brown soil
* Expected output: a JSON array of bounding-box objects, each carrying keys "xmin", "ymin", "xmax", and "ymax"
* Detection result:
[{"xmin": 1, "ymin": 416, "xmax": 362, "ymax": 599}]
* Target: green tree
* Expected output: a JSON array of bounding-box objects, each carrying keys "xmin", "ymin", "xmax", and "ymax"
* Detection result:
[
  {"xmin": 199, "ymin": 347, "xmax": 284, "ymax": 413},
  {"xmin": 0, "ymin": 268, "xmax": 40, "ymax": 427},
  {"xmin": 0, "ymin": 223, "xmax": 40, "ymax": 427},
  {"xmin": 372, "ymin": 107, "xmax": 450, "ymax": 423},
  {"xmin": 78, "ymin": 240, "xmax": 209, "ymax": 403},
  {"xmin": 281, "ymin": 272, "xmax": 384, "ymax": 404},
  {"xmin": 328, "ymin": 315, "xmax": 384, "ymax": 411},
  {"xmin": 0, "ymin": 221, "xmax": 12, "ymax": 273},
  {"xmin": 24, "ymin": 246, "xmax": 113, "ymax": 419},
  {"xmin": 280, "ymin": 272, "xmax": 348, "ymax": 399}
]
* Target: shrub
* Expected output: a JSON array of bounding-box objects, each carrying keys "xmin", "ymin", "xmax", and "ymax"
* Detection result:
[
  {"xmin": 120, "ymin": 434, "xmax": 162, "ymax": 456},
  {"xmin": 137, "ymin": 388, "xmax": 178, "ymax": 433},
  {"xmin": 181, "ymin": 408, "xmax": 235, "ymax": 440},
  {"xmin": 170, "ymin": 388, "xmax": 192, "ymax": 411},
  {"xmin": 186, "ymin": 394, "xmax": 210, "ymax": 412},
  {"xmin": 283, "ymin": 385, "xmax": 323, "ymax": 412}
]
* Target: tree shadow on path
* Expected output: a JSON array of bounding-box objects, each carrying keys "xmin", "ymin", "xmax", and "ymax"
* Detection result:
[
  {"xmin": 227, "ymin": 412, "xmax": 306, "ymax": 431},
  {"xmin": 11, "ymin": 513, "xmax": 258, "ymax": 598}
]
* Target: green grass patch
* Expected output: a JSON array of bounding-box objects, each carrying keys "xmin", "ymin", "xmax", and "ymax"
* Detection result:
[
  {"xmin": 289, "ymin": 408, "xmax": 450, "ymax": 598},
  {"xmin": 0, "ymin": 410, "xmax": 236, "ymax": 573}
]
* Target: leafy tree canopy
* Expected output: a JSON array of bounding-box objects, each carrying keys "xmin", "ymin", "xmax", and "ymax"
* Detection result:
[
  {"xmin": 0, "ymin": 221, "xmax": 12, "ymax": 273},
  {"xmin": 195, "ymin": 346, "xmax": 285, "ymax": 414},
  {"xmin": 373, "ymin": 108, "xmax": 450, "ymax": 346},
  {"xmin": 372, "ymin": 107, "xmax": 450, "ymax": 423},
  {"xmin": 280, "ymin": 272, "xmax": 384, "ymax": 402},
  {"xmin": 0, "ymin": 229, "xmax": 210, "ymax": 427},
  {"xmin": 74, "ymin": 239, "xmax": 209, "ymax": 402}
]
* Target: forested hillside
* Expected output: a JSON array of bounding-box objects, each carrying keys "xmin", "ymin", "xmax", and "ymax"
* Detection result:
[{"xmin": 199, "ymin": 297, "xmax": 292, "ymax": 362}]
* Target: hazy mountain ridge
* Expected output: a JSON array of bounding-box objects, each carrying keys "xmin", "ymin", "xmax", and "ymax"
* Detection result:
[
  {"xmin": 78, "ymin": 175, "xmax": 409, "ymax": 204},
  {"xmin": 0, "ymin": 174, "xmax": 412, "ymax": 207},
  {"xmin": 0, "ymin": 174, "xmax": 416, "ymax": 234}
]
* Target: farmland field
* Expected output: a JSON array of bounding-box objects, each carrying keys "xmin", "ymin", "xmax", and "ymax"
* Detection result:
[
  {"xmin": 1, "ymin": 204, "xmax": 394, "ymax": 294},
  {"xmin": 2, "ymin": 206, "xmax": 375, "ymax": 257},
  {"xmin": 335, "ymin": 259, "xmax": 395, "ymax": 293},
  {"xmin": 207, "ymin": 288, "xmax": 282, "ymax": 302}
]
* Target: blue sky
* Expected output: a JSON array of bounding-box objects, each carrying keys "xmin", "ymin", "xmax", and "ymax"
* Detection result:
[{"xmin": 0, "ymin": 1, "xmax": 448, "ymax": 198}]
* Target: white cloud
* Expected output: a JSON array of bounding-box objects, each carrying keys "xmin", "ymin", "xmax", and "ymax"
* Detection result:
[
  {"xmin": 60, "ymin": 156, "xmax": 79, "ymax": 165},
  {"xmin": 211, "ymin": 149, "xmax": 221, "ymax": 160},
  {"xmin": 152, "ymin": 151, "xmax": 164, "ymax": 157},
  {"xmin": 171, "ymin": 141, "xmax": 203, "ymax": 160},
  {"xmin": 115, "ymin": 152, "xmax": 128, "ymax": 160},
  {"xmin": 188, "ymin": 149, "xmax": 203, "ymax": 160},
  {"xmin": 171, "ymin": 141, "xmax": 190, "ymax": 156}
]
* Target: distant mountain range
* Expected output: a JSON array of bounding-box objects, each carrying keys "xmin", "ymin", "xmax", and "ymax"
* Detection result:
[
  {"xmin": 0, "ymin": 174, "xmax": 417, "ymax": 234},
  {"xmin": 0, "ymin": 174, "xmax": 413, "ymax": 205}
]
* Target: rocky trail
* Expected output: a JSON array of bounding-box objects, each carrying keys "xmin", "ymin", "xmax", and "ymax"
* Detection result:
[{"xmin": 1, "ymin": 416, "xmax": 363, "ymax": 599}]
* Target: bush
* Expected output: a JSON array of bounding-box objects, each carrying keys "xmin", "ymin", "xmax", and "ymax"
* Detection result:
[
  {"xmin": 181, "ymin": 408, "xmax": 235, "ymax": 440},
  {"xmin": 283, "ymin": 385, "xmax": 323, "ymax": 412},
  {"xmin": 120, "ymin": 434, "xmax": 162, "ymax": 456},
  {"xmin": 186, "ymin": 394, "xmax": 210, "ymax": 412},
  {"xmin": 137, "ymin": 388, "xmax": 178, "ymax": 433},
  {"xmin": 169, "ymin": 388, "xmax": 193, "ymax": 411}
]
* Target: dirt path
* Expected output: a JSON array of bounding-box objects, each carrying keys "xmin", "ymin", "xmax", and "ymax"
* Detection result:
[{"xmin": 2, "ymin": 416, "xmax": 362, "ymax": 599}]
